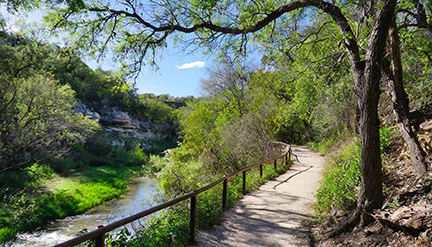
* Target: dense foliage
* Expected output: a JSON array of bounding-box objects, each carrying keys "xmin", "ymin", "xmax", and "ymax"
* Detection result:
[
  {"xmin": 314, "ymin": 126, "xmax": 398, "ymax": 218},
  {"xmin": 0, "ymin": 31, "xmax": 183, "ymax": 243},
  {"xmin": 0, "ymin": 31, "xmax": 100, "ymax": 173}
]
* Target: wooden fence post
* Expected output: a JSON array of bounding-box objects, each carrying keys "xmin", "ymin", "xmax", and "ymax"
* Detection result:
[
  {"xmin": 95, "ymin": 225, "xmax": 105, "ymax": 247},
  {"xmin": 260, "ymin": 164, "xmax": 263, "ymax": 178},
  {"xmin": 242, "ymin": 171, "xmax": 246, "ymax": 195},
  {"xmin": 274, "ymin": 160, "xmax": 277, "ymax": 170},
  {"xmin": 222, "ymin": 177, "xmax": 228, "ymax": 211},
  {"xmin": 190, "ymin": 195, "xmax": 197, "ymax": 244}
]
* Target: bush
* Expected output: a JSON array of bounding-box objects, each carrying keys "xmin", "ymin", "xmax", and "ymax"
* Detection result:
[{"xmin": 0, "ymin": 163, "xmax": 54, "ymax": 193}]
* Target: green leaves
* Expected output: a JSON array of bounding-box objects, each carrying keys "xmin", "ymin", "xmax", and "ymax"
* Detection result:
[
  {"xmin": 64, "ymin": 0, "xmax": 87, "ymax": 12},
  {"xmin": 0, "ymin": 72, "xmax": 100, "ymax": 171},
  {"xmin": 180, "ymin": 101, "xmax": 218, "ymax": 158},
  {"xmin": 0, "ymin": 33, "xmax": 100, "ymax": 173}
]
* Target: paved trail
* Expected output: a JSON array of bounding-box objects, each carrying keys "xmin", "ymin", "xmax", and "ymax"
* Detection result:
[{"xmin": 193, "ymin": 146, "xmax": 323, "ymax": 247}]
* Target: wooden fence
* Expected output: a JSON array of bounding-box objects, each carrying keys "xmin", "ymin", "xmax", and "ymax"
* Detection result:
[{"xmin": 54, "ymin": 144, "xmax": 292, "ymax": 247}]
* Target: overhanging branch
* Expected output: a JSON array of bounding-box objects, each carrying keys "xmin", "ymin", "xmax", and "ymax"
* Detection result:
[{"xmin": 89, "ymin": 1, "xmax": 313, "ymax": 35}]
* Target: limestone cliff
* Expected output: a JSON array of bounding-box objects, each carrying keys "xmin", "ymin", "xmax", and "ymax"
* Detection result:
[{"xmin": 74, "ymin": 100, "xmax": 176, "ymax": 150}]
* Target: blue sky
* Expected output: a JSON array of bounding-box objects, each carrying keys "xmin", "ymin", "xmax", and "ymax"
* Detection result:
[
  {"xmin": 132, "ymin": 45, "xmax": 212, "ymax": 97},
  {"xmin": 88, "ymin": 41, "xmax": 212, "ymax": 97},
  {"xmin": 1, "ymin": 5, "xmax": 212, "ymax": 97}
]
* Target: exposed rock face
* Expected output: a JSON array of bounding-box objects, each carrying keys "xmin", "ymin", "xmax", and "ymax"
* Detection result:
[
  {"xmin": 74, "ymin": 101, "xmax": 100, "ymax": 120},
  {"xmin": 99, "ymin": 110, "xmax": 140, "ymax": 131},
  {"xmin": 74, "ymin": 100, "xmax": 176, "ymax": 148}
]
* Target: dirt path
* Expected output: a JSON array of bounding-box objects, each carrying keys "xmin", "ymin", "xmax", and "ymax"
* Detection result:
[{"xmin": 193, "ymin": 146, "xmax": 324, "ymax": 247}]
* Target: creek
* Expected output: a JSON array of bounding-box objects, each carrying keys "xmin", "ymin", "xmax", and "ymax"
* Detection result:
[{"xmin": 8, "ymin": 177, "xmax": 159, "ymax": 247}]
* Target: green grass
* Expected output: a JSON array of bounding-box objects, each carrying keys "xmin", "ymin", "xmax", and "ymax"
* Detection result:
[
  {"xmin": 48, "ymin": 166, "xmax": 131, "ymax": 212},
  {"xmin": 314, "ymin": 139, "xmax": 361, "ymax": 216},
  {"xmin": 0, "ymin": 165, "xmax": 133, "ymax": 244}
]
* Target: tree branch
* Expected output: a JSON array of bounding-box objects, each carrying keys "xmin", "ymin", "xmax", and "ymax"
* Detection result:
[{"xmin": 89, "ymin": 1, "xmax": 313, "ymax": 35}]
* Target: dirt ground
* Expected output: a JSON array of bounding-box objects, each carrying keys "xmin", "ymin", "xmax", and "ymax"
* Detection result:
[{"xmin": 192, "ymin": 146, "xmax": 323, "ymax": 247}]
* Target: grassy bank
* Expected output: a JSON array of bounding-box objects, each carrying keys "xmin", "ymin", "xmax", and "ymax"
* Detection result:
[{"xmin": 0, "ymin": 164, "xmax": 136, "ymax": 243}]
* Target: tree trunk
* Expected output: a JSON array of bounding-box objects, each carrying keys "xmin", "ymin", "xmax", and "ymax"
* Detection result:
[
  {"xmin": 387, "ymin": 14, "xmax": 428, "ymax": 176},
  {"xmin": 356, "ymin": 70, "xmax": 384, "ymax": 214},
  {"xmin": 353, "ymin": 0, "xmax": 398, "ymax": 216},
  {"xmin": 319, "ymin": 0, "xmax": 396, "ymax": 218}
]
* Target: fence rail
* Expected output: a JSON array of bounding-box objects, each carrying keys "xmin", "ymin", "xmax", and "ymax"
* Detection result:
[{"xmin": 54, "ymin": 143, "xmax": 292, "ymax": 247}]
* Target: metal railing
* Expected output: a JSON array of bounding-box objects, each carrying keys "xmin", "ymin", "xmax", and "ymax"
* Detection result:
[{"xmin": 54, "ymin": 144, "xmax": 292, "ymax": 247}]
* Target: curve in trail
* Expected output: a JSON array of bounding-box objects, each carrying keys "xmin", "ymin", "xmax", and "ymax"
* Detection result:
[{"xmin": 194, "ymin": 146, "xmax": 323, "ymax": 247}]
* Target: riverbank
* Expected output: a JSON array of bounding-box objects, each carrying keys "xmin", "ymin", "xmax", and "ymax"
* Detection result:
[
  {"xmin": 10, "ymin": 177, "xmax": 159, "ymax": 247},
  {"xmin": 0, "ymin": 164, "xmax": 143, "ymax": 244}
]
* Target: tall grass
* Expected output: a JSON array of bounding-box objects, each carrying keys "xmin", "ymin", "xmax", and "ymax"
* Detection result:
[
  {"xmin": 314, "ymin": 138, "xmax": 361, "ymax": 215},
  {"xmin": 314, "ymin": 126, "xmax": 397, "ymax": 219}
]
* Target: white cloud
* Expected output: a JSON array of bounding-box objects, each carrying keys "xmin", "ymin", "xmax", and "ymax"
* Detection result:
[{"xmin": 175, "ymin": 61, "xmax": 205, "ymax": 69}]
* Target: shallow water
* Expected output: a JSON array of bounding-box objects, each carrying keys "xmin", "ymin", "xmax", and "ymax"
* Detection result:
[{"xmin": 8, "ymin": 177, "xmax": 159, "ymax": 247}]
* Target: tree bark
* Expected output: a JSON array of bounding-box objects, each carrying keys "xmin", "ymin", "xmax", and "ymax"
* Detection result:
[
  {"xmin": 352, "ymin": 0, "xmax": 399, "ymax": 219},
  {"xmin": 354, "ymin": 2, "xmax": 398, "ymax": 216},
  {"xmin": 324, "ymin": 2, "xmax": 396, "ymax": 232},
  {"xmin": 356, "ymin": 67, "xmax": 384, "ymax": 213},
  {"xmin": 387, "ymin": 14, "xmax": 429, "ymax": 176},
  {"xmin": 316, "ymin": 0, "xmax": 395, "ymax": 221}
]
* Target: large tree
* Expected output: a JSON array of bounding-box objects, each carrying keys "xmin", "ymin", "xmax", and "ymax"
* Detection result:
[
  {"xmin": 45, "ymin": 0, "xmax": 431, "ymax": 229},
  {"xmin": 0, "ymin": 33, "xmax": 99, "ymax": 173}
]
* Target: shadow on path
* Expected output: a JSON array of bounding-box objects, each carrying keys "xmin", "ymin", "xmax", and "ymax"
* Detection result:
[{"xmin": 193, "ymin": 146, "xmax": 323, "ymax": 247}]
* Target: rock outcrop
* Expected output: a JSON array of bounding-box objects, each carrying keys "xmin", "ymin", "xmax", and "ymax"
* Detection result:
[
  {"xmin": 74, "ymin": 100, "xmax": 176, "ymax": 148},
  {"xmin": 74, "ymin": 101, "xmax": 101, "ymax": 120},
  {"xmin": 99, "ymin": 110, "xmax": 140, "ymax": 132}
]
